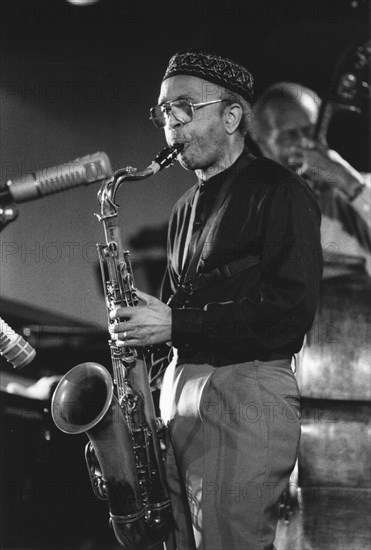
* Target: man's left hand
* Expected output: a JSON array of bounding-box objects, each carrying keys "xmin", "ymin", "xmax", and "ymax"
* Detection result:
[{"xmin": 109, "ymin": 290, "xmax": 172, "ymax": 346}]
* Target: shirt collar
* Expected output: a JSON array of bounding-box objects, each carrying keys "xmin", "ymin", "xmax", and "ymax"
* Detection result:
[{"xmin": 197, "ymin": 147, "xmax": 254, "ymax": 190}]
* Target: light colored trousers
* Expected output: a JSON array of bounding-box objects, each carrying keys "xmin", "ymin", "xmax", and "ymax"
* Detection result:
[{"xmin": 160, "ymin": 352, "xmax": 301, "ymax": 550}]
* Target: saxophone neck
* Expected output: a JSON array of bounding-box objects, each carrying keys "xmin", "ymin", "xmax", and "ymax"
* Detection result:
[{"xmin": 96, "ymin": 144, "xmax": 183, "ymax": 220}]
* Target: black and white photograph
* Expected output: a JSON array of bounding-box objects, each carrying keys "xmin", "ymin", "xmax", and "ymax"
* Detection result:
[{"xmin": 0, "ymin": 1, "xmax": 370, "ymax": 549}]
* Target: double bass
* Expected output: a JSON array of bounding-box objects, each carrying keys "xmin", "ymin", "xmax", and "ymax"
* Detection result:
[{"xmin": 295, "ymin": 38, "xmax": 371, "ymax": 550}]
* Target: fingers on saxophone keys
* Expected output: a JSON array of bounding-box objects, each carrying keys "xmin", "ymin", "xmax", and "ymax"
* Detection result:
[
  {"xmin": 109, "ymin": 323, "xmax": 137, "ymax": 346},
  {"xmin": 110, "ymin": 330, "xmax": 126, "ymax": 344},
  {"xmin": 109, "ymin": 330, "xmax": 125, "ymax": 342},
  {"xmin": 109, "ymin": 308, "xmax": 132, "ymax": 321},
  {"xmin": 114, "ymin": 332, "xmax": 139, "ymax": 347},
  {"xmin": 117, "ymin": 338, "xmax": 137, "ymax": 348},
  {"xmin": 109, "ymin": 322, "xmax": 134, "ymax": 332},
  {"xmin": 109, "ymin": 309, "xmax": 119, "ymax": 321},
  {"xmin": 116, "ymin": 332, "xmax": 128, "ymax": 346}
]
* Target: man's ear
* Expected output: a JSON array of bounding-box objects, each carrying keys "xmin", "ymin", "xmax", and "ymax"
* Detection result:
[{"xmin": 223, "ymin": 103, "xmax": 243, "ymax": 134}]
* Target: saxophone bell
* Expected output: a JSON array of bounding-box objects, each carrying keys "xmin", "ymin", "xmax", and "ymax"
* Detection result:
[{"xmin": 51, "ymin": 362, "xmax": 172, "ymax": 550}]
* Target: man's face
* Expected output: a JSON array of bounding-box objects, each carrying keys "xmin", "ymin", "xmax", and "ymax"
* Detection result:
[
  {"xmin": 261, "ymin": 98, "xmax": 318, "ymax": 168},
  {"xmin": 158, "ymin": 75, "xmax": 229, "ymax": 173}
]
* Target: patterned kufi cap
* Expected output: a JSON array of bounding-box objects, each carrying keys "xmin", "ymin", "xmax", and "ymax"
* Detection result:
[{"xmin": 162, "ymin": 49, "xmax": 254, "ymax": 102}]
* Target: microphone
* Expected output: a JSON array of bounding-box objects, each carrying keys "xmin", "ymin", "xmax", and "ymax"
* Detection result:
[
  {"xmin": 0, "ymin": 317, "xmax": 36, "ymax": 369},
  {"xmin": 0, "ymin": 152, "xmax": 112, "ymax": 204}
]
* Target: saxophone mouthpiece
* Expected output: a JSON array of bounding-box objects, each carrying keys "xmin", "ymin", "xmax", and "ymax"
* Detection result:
[{"xmin": 151, "ymin": 144, "xmax": 184, "ymax": 174}]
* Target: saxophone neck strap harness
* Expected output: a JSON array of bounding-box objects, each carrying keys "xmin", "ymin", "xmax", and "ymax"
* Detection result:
[
  {"xmin": 170, "ymin": 152, "xmax": 260, "ymax": 306},
  {"xmin": 176, "ymin": 253, "xmax": 260, "ymax": 298}
]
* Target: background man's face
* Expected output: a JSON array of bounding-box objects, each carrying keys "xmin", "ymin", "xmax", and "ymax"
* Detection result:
[
  {"xmin": 262, "ymin": 98, "xmax": 318, "ymax": 167},
  {"xmin": 158, "ymin": 75, "xmax": 229, "ymax": 173}
]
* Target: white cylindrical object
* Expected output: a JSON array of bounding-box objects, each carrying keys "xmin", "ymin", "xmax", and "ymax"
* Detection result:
[{"xmin": 0, "ymin": 317, "xmax": 36, "ymax": 369}]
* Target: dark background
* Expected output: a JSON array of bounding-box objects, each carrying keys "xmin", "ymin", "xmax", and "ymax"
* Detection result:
[
  {"xmin": 2, "ymin": 0, "xmax": 370, "ymax": 168},
  {"xmin": 0, "ymin": 0, "xmax": 370, "ymax": 549}
]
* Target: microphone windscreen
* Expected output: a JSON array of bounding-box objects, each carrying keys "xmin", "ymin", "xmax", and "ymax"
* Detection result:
[
  {"xmin": 7, "ymin": 152, "xmax": 112, "ymax": 203},
  {"xmin": 0, "ymin": 317, "xmax": 36, "ymax": 369}
]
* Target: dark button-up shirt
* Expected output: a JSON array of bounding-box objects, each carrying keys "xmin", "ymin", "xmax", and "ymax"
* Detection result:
[{"xmin": 161, "ymin": 149, "xmax": 323, "ymax": 362}]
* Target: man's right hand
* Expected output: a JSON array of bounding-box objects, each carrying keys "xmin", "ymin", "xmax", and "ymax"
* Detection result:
[{"xmin": 289, "ymin": 144, "xmax": 365, "ymax": 200}]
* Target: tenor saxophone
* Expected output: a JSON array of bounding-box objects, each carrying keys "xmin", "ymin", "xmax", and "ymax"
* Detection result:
[{"xmin": 51, "ymin": 145, "xmax": 183, "ymax": 550}]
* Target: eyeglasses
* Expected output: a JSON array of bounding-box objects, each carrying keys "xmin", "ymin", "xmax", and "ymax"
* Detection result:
[{"xmin": 150, "ymin": 98, "xmax": 226, "ymax": 128}]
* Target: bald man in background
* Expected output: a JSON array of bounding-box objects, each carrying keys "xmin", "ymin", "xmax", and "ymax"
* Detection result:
[{"xmin": 252, "ymin": 82, "xmax": 370, "ymax": 277}]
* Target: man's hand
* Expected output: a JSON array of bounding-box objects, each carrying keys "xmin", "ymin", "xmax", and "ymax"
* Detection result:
[
  {"xmin": 289, "ymin": 143, "xmax": 364, "ymax": 199},
  {"xmin": 109, "ymin": 290, "xmax": 172, "ymax": 347}
]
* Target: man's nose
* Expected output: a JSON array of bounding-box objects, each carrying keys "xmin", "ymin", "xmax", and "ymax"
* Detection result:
[{"xmin": 166, "ymin": 111, "xmax": 183, "ymax": 130}]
